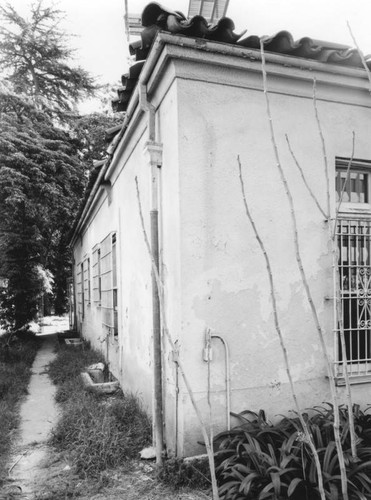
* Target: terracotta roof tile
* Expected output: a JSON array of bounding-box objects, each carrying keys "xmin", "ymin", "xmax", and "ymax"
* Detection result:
[{"xmin": 112, "ymin": 1, "xmax": 371, "ymax": 112}]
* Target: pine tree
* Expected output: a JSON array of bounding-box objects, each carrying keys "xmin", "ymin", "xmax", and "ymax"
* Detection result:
[{"xmin": 0, "ymin": 1, "xmax": 95, "ymax": 118}]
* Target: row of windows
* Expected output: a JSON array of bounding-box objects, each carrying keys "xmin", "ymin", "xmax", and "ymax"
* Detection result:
[{"xmin": 77, "ymin": 232, "xmax": 118, "ymax": 337}]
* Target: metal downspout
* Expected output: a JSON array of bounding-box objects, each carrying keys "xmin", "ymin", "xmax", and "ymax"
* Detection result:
[{"xmin": 140, "ymin": 84, "xmax": 164, "ymax": 465}]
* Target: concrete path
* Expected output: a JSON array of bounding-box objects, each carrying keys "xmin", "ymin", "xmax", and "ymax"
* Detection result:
[{"xmin": 6, "ymin": 328, "xmax": 60, "ymax": 499}]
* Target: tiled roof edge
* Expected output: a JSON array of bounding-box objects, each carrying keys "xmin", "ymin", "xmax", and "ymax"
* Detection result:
[{"xmin": 112, "ymin": 2, "xmax": 371, "ymax": 114}]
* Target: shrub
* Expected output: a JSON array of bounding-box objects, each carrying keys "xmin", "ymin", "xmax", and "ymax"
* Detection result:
[
  {"xmin": 49, "ymin": 345, "xmax": 152, "ymax": 477},
  {"xmin": 47, "ymin": 344, "xmax": 103, "ymax": 385},
  {"xmin": 158, "ymin": 456, "xmax": 211, "ymax": 489},
  {"xmin": 215, "ymin": 406, "xmax": 371, "ymax": 500}
]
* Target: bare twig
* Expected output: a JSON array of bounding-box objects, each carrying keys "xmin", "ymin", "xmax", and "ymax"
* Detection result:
[
  {"xmin": 8, "ymin": 450, "xmax": 29, "ymax": 474},
  {"xmin": 332, "ymin": 132, "xmax": 357, "ymax": 459},
  {"xmin": 334, "ymin": 133, "xmax": 355, "ymax": 238},
  {"xmin": 260, "ymin": 41, "xmax": 349, "ymax": 500},
  {"xmin": 238, "ymin": 155, "xmax": 325, "ymax": 500},
  {"xmin": 312, "ymin": 78, "xmax": 331, "ymax": 218},
  {"xmin": 347, "ymin": 21, "xmax": 371, "ymax": 94},
  {"xmin": 334, "ymin": 256, "xmax": 357, "ymax": 460},
  {"xmin": 135, "ymin": 177, "xmax": 219, "ymax": 500},
  {"xmin": 286, "ymin": 134, "xmax": 327, "ymax": 219}
]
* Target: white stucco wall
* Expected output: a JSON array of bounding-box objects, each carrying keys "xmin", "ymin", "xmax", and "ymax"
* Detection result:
[
  {"xmin": 72, "ymin": 113, "xmax": 158, "ymax": 409},
  {"xmin": 72, "ymin": 36, "xmax": 371, "ymax": 457},
  {"xmin": 161, "ymin": 46, "xmax": 371, "ymax": 456}
]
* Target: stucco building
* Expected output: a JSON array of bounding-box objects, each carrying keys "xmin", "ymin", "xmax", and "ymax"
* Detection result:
[{"xmin": 70, "ymin": 3, "xmax": 371, "ymax": 457}]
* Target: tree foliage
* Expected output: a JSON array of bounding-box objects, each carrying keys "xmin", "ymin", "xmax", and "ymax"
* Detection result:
[
  {"xmin": 0, "ymin": 1, "xmax": 121, "ymax": 328},
  {"xmin": 0, "ymin": 1, "xmax": 95, "ymax": 117},
  {"xmin": 0, "ymin": 85, "xmax": 85, "ymax": 327},
  {"xmin": 72, "ymin": 111, "xmax": 123, "ymax": 167}
]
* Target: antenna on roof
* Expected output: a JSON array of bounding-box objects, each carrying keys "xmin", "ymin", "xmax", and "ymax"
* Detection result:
[{"xmin": 188, "ymin": 0, "xmax": 230, "ymax": 23}]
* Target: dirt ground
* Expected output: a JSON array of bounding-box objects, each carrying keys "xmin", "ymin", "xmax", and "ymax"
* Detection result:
[{"xmin": 16, "ymin": 450, "xmax": 211, "ymax": 500}]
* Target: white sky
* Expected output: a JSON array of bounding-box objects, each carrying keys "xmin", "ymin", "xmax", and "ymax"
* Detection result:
[{"xmin": 6, "ymin": 0, "xmax": 371, "ymax": 85}]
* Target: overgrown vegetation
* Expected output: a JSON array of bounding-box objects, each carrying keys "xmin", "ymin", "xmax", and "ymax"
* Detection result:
[
  {"xmin": 0, "ymin": 331, "xmax": 39, "ymax": 482},
  {"xmin": 215, "ymin": 407, "xmax": 371, "ymax": 500},
  {"xmin": 48, "ymin": 344, "xmax": 152, "ymax": 477},
  {"xmin": 158, "ymin": 457, "xmax": 211, "ymax": 490}
]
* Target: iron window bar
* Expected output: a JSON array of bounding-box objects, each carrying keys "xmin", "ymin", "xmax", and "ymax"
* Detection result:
[{"xmin": 335, "ymin": 218, "xmax": 371, "ymax": 379}]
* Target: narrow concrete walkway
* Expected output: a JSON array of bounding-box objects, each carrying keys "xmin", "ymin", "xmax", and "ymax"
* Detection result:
[{"xmin": 7, "ymin": 332, "xmax": 59, "ymax": 499}]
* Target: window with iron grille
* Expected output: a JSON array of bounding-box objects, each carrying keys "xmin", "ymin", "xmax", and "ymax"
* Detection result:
[{"xmin": 335, "ymin": 158, "xmax": 371, "ymax": 380}]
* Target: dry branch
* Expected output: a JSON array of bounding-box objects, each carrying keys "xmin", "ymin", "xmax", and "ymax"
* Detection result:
[
  {"xmin": 238, "ymin": 155, "xmax": 325, "ymax": 499},
  {"xmin": 135, "ymin": 177, "xmax": 219, "ymax": 500},
  {"xmin": 286, "ymin": 134, "xmax": 328, "ymax": 219},
  {"xmin": 313, "ymin": 79, "xmax": 331, "ymax": 217},
  {"xmin": 260, "ymin": 41, "xmax": 349, "ymax": 500},
  {"xmin": 334, "ymin": 133, "xmax": 355, "ymax": 237},
  {"xmin": 333, "ymin": 132, "xmax": 357, "ymax": 459},
  {"xmin": 347, "ymin": 22, "xmax": 371, "ymax": 94}
]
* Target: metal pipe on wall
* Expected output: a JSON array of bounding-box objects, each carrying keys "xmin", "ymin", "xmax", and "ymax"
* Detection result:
[
  {"xmin": 139, "ymin": 83, "xmax": 164, "ymax": 465},
  {"xmin": 209, "ymin": 333, "xmax": 231, "ymax": 431}
]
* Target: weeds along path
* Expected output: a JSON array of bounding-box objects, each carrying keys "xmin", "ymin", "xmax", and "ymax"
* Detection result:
[{"xmin": 6, "ymin": 333, "xmax": 59, "ymax": 498}]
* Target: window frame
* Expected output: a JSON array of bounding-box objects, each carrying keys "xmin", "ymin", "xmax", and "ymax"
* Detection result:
[
  {"xmin": 336, "ymin": 157, "xmax": 371, "ymax": 214},
  {"xmin": 83, "ymin": 256, "xmax": 91, "ymax": 306},
  {"xmin": 98, "ymin": 231, "xmax": 119, "ymax": 339},
  {"xmin": 92, "ymin": 246, "xmax": 102, "ymax": 307},
  {"xmin": 335, "ymin": 158, "xmax": 371, "ymax": 384}
]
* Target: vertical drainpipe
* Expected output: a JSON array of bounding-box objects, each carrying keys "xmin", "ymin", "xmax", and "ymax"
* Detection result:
[{"xmin": 140, "ymin": 84, "xmax": 164, "ymax": 465}]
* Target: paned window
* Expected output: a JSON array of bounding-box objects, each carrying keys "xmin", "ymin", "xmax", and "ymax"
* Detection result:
[
  {"xmin": 335, "ymin": 158, "xmax": 371, "ymax": 210},
  {"xmin": 83, "ymin": 257, "xmax": 91, "ymax": 305},
  {"xmin": 100, "ymin": 232, "xmax": 118, "ymax": 337},
  {"xmin": 76, "ymin": 262, "xmax": 84, "ymax": 321},
  {"xmin": 92, "ymin": 247, "xmax": 102, "ymax": 305},
  {"xmin": 112, "ymin": 234, "xmax": 118, "ymax": 337}
]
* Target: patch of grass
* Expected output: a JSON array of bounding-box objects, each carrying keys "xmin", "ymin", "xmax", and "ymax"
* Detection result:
[
  {"xmin": 49, "ymin": 345, "xmax": 152, "ymax": 478},
  {"xmin": 48, "ymin": 344, "xmax": 103, "ymax": 385},
  {"xmin": 0, "ymin": 331, "xmax": 39, "ymax": 479},
  {"xmin": 158, "ymin": 457, "xmax": 211, "ymax": 490}
]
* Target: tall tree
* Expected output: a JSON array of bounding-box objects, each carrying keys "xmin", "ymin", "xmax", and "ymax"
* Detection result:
[
  {"xmin": 0, "ymin": 1, "xmax": 101, "ymax": 328},
  {"xmin": 0, "ymin": 86, "xmax": 85, "ymax": 327},
  {"xmin": 0, "ymin": 1, "xmax": 95, "ymax": 117}
]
